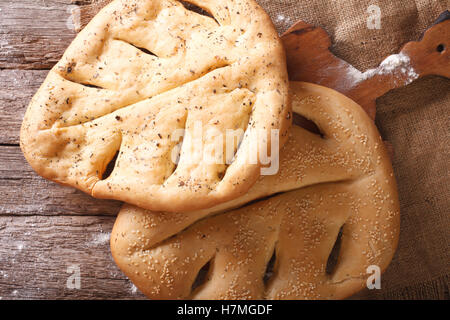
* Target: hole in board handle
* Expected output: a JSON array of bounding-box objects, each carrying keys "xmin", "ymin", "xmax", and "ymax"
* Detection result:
[{"xmin": 436, "ymin": 44, "xmax": 445, "ymax": 53}]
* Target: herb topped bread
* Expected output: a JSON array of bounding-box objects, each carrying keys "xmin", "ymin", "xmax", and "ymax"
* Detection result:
[{"xmin": 20, "ymin": 0, "xmax": 290, "ymax": 212}]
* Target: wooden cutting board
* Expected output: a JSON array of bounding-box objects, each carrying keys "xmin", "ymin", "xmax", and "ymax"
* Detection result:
[{"xmin": 281, "ymin": 10, "xmax": 450, "ymax": 120}]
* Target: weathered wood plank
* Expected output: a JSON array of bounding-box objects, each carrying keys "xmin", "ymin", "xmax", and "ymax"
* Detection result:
[
  {"xmin": 0, "ymin": 215, "xmax": 145, "ymax": 299},
  {"xmin": 0, "ymin": 0, "xmax": 292, "ymax": 70},
  {"xmin": 0, "ymin": 145, "xmax": 122, "ymax": 216},
  {"xmin": 0, "ymin": 1, "xmax": 142, "ymax": 300},
  {"xmin": 0, "ymin": 0, "xmax": 80, "ymax": 69},
  {"xmin": 0, "ymin": 69, "xmax": 48, "ymax": 145}
]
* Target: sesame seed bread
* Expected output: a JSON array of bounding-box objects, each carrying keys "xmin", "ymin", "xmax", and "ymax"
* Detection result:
[
  {"xmin": 20, "ymin": 0, "xmax": 290, "ymax": 212},
  {"xmin": 110, "ymin": 82, "xmax": 400, "ymax": 299}
]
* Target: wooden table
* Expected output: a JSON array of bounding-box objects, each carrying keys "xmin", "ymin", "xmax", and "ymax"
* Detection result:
[{"xmin": 0, "ymin": 0, "xmax": 147, "ymax": 300}]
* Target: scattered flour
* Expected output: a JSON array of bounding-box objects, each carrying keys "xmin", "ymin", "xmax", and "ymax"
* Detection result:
[
  {"xmin": 276, "ymin": 14, "xmax": 286, "ymax": 22},
  {"xmin": 89, "ymin": 232, "xmax": 111, "ymax": 246},
  {"xmin": 130, "ymin": 283, "xmax": 138, "ymax": 294},
  {"xmin": 275, "ymin": 14, "xmax": 291, "ymax": 31},
  {"xmin": 347, "ymin": 53, "xmax": 419, "ymax": 85}
]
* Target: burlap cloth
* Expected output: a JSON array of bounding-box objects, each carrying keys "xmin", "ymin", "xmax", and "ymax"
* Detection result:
[{"xmin": 256, "ymin": 0, "xmax": 449, "ymax": 299}]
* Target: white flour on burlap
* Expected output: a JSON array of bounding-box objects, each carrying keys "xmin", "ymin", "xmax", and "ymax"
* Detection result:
[{"xmin": 346, "ymin": 53, "xmax": 419, "ymax": 85}]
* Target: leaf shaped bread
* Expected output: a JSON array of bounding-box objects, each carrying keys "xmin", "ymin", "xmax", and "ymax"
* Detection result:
[
  {"xmin": 20, "ymin": 0, "xmax": 290, "ymax": 212},
  {"xmin": 110, "ymin": 82, "xmax": 400, "ymax": 299}
]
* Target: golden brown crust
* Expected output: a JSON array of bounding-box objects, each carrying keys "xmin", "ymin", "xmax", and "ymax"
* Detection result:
[
  {"xmin": 110, "ymin": 82, "xmax": 400, "ymax": 299},
  {"xmin": 20, "ymin": 0, "xmax": 290, "ymax": 212}
]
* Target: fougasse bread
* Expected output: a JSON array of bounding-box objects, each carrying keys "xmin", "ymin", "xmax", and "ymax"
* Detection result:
[
  {"xmin": 110, "ymin": 82, "xmax": 400, "ymax": 299},
  {"xmin": 20, "ymin": 0, "xmax": 290, "ymax": 212}
]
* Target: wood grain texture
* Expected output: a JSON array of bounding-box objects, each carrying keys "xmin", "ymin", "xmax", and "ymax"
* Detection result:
[
  {"xmin": 0, "ymin": 0, "xmax": 140, "ymax": 299},
  {"xmin": 0, "ymin": 70, "xmax": 47, "ymax": 145},
  {"xmin": 0, "ymin": 145, "xmax": 122, "ymax": 216},
  {"xmin": 0, "ymin": 0, "xmax": 79, "ymax": 69},
  {"xmin": 0, "ymin": 215, "xmax": 145, "ymax": 299}
]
